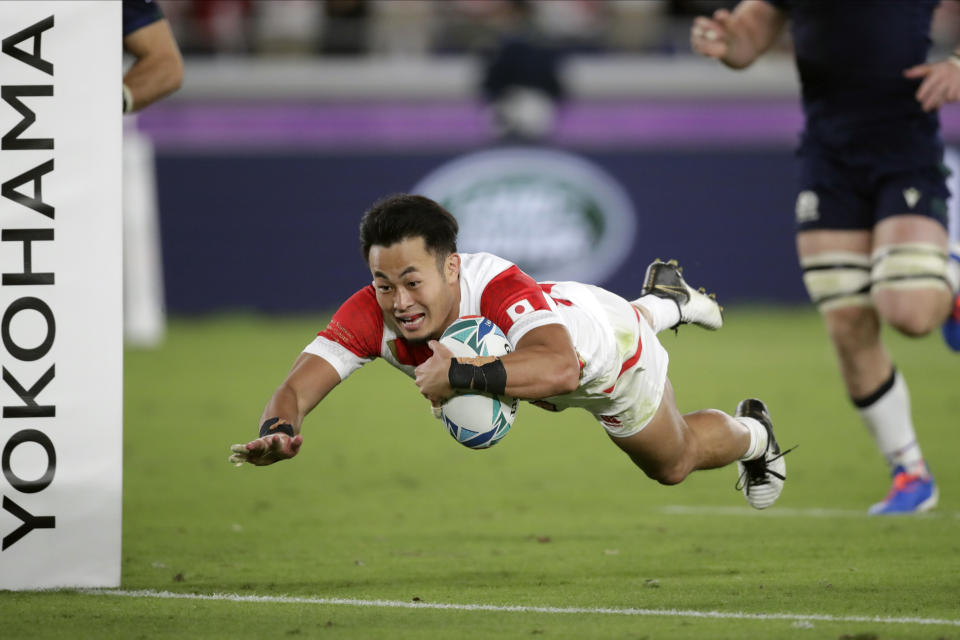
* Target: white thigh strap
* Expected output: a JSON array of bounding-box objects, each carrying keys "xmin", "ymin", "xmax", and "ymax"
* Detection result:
[
  {"xmin": 871, "ymin": 243, "xmax": 950, "ymax": 293},
  {"xmin": 800, "ymin": 252, "xmax": 873, "ymax": 311}
]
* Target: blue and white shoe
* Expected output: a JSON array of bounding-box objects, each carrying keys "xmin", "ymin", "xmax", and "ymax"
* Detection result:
[
  {"xmin": 944, "ymin": 246, "xmax": 960, "ymax": 352},
  {"xmin": 868, "ymin": 466, "xmax": 938, "ymax": 515}
]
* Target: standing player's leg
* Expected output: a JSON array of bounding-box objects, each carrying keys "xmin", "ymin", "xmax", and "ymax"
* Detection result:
[
  {"xmin": 795, "ymin": 155, "xmax": 943, "ymax": 514},
  {"xmin": 863, "ymin": 212, "xmax": 953, "ymax": 513},
  {"xmin": 798, "ymin": 228, "xmax": 938, "ymax": 514}
]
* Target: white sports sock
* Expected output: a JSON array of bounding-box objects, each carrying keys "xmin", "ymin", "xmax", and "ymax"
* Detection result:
[
  {"xmin": 736, "ymin": 416, "xmax": 769, "ymax": 461},
  {"xmin": 854, "ymin": 369, "xmax": 927, "ymax": 476},
  {"xmin": 633, "ymin": 295, "xmax": 680, "ymax": 334}
]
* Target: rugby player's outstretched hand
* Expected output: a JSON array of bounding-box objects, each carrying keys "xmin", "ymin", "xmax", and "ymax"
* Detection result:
[
  {"xmin": 905, "ymin": 57, "xmax": 960, "ymax": 112},
  {"xmin": 229, "ymin": 433, "xmax": 302, "ymax": 467}
]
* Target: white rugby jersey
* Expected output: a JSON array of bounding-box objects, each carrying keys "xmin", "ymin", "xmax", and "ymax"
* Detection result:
[{"xmin": 304, "ymin": 252, "xmax": 649, "ymax": 417}]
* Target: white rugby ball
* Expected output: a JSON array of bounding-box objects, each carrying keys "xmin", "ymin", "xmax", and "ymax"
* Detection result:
[{"xmin": 439, "ymin": 316, "xmax": 518, "ymax": 449}]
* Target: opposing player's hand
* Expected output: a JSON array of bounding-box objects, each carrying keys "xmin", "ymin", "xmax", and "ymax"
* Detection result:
[
  {"xmin": 905, "ymin": 57, "xmax": 960, "ymax": 112},
  {"xmin": 691, "ymin": 9, "xmax": 734, "ymax": 59},
  {"xmin": 229, "ymin": 433, "xmax": 303, "ymax": 467},
  {"xmin": 414, "ymin": 340, "xmax": 455, "ymax": 406}
]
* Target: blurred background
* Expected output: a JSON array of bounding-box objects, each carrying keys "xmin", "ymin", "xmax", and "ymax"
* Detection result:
[{"xmin": 134, "ymin": 0, "xmax": 960, "ymax": 318}]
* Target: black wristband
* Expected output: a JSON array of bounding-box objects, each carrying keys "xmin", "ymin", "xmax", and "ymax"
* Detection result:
[
  {"xmin": 448, "ymin": 358, "xmax": 507, "ymax": 396},
  {"xmin": 259, "ymin": 417, "xmax": 295, "ymax": 438}
]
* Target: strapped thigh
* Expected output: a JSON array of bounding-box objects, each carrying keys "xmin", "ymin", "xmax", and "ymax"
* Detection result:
[
  {"xmin": 870, "ymin": 242, "xmax": 952, "ymax": 294},
  {"xmin": 800, "ymin": 251, "xmax": 873, "ymax": 312}
]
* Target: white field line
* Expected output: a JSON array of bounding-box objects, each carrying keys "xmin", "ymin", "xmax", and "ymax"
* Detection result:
[
  {"xmin": 81, "ymin": 589, "xmax": 960, "ymax": 628},
  {"xmin": 661, "ymin": 505, "xmax": 960, "ymax": 519}
]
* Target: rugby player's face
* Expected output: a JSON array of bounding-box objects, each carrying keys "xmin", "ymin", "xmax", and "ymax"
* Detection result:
[{"xmin": 369, "ymin": 237, "xmax": 460, "ymax": 342}]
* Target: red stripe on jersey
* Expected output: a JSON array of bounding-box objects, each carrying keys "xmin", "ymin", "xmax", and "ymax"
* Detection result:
[
  {"xmin": 603, "ymin": 307, "xmax": 643, "ymax": 394},
  {"xmin": 318, "ymin": 285, "xmax": 384, "ymax": 359},
  {"xmin": 480, "ymin": 265, "xmax": 552, "ymax": 333}
]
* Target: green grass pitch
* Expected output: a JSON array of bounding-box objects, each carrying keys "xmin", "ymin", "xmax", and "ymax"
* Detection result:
[{"xmin": 2, "ymin": 307, "xmax": 959, "ymax": 639}]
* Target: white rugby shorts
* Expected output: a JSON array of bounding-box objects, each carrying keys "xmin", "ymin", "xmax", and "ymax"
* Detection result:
[
  {"xmin": 543, "ymin": 282, "xmax": 669, "ymax": 438},
  {"xmin": 593, "ymin": 306, "xmax": 669, "ymax": 438}
]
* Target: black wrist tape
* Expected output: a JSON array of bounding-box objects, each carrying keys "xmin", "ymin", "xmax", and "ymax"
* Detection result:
[
  {"xmin": 259, "ymin": 417, "xmax": 295, "ymax": 438},
  {"xmin": 448, "ymin": 358, "xmax": 507, "ymax": 396}
]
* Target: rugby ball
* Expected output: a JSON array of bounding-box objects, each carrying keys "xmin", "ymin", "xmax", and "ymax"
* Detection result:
[{"xmin": 439, "ymin": 317, "xmax": 518, "ymax": 449}]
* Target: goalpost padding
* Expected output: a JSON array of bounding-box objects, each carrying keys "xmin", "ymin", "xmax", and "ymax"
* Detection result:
[{"xmin": 0, "ymin": 1, "xmax": 122, "ymax": 589}]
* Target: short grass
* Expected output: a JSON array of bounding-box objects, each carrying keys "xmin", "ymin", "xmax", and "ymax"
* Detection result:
[{"xmin": 2, "ymin": 307, "xmax": 959, "ymax": 639}]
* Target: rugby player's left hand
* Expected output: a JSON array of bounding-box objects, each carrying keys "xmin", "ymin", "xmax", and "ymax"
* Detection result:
[
  {"xmin": 414, "ymin": 340, "xmax": 455, "ymax": 405},
  {"xmin": 905, "ymin": 57, "xmax": 960, "ymax": 112}
]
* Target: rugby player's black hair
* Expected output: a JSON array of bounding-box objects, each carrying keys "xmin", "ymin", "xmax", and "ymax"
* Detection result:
[{"xmin": 359, "ymin": 194, "xmax": 459, "ymax": 265}]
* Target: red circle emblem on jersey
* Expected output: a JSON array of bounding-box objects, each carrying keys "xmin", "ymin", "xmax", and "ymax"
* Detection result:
[{"xmin": 514, "ymin": 304, "xmax": 525, "ymax": 314}]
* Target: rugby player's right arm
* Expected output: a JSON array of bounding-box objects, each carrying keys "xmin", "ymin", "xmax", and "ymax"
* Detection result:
[
  {"xmin": 261, "ymin": 353, "xmax": 342, "ymax": 436},
  {"xmin": 230, "ymin": 354, "xmax": 342, "ymax": 466},
  {"xmin": 691, "ymin": 1, "xmax": 787, "ymax": 70},
  {"xmin": 231, "ymin": 287, "xmax": 380, "ymax": 466}
]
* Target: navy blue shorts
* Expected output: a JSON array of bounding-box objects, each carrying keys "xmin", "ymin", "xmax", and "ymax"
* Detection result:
[{"xmin": 793, "ymin": 151, "xmax": 951, "ymax": 232}]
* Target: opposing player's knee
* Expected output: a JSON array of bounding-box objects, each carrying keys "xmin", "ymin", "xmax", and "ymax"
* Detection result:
[
  {"xmin": 871, "ymin": 243, "xmax": 952, "ymax": 336},
  {"xmin": 801, "ymin": 251, "xmax": 872, "ymax": 313}
]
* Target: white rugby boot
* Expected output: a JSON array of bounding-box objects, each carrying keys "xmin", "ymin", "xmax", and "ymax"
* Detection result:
[
  {"xmin": 735, "ymin": 399, "xmax": 791, "ymax": 510},
  {"xmin": 641, "ymin": 259, "xmax": 723, "ymax": 330}
]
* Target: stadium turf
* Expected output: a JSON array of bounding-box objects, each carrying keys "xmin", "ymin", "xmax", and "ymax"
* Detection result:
[{"xmin": 2, "ymin": 307, "xmax": 958, "ymax": 639}]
